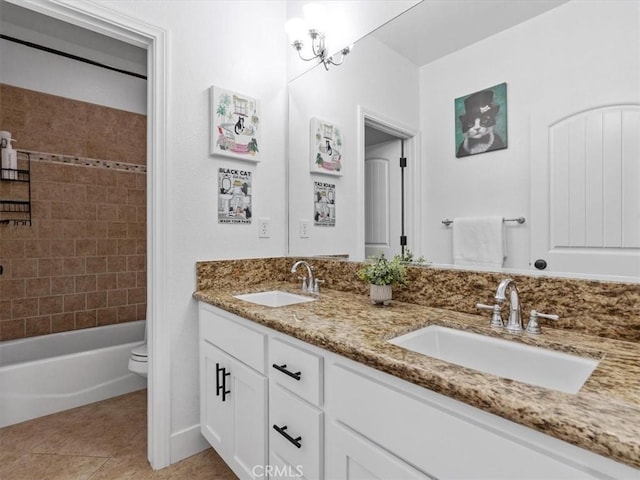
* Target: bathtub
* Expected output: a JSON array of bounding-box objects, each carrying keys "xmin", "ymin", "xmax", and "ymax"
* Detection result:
[{"xmin": 0, "ymin": 320, "xmax": 147, "ymax": 427}]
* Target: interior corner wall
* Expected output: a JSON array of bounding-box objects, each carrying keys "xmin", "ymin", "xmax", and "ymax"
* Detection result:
[
  {"xmin": 96, "ymin": 0, "xmax": 289, "ymax": 463},
  {"xmin": 418, "ymin": 0, "xmax": 640, "ymax": 269},
  {"xmin": 288, "ymin": 35, "xmax": 420, "ymax": 259}
]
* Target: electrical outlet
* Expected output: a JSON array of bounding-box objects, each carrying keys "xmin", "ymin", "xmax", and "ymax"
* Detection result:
[
  {"xmin": 299, "ymin": 220, "xmax": 310, "ymax": 238},
  {"xmin": 258, "ymin": 218, "xmax": 271, "ymax": 238}
]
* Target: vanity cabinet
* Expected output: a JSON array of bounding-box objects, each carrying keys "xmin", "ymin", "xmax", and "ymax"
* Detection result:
[
  {"xmin": 199, "ymin": 303, "xmax": 268, "ymax": 480},
  {"xmin": 199, "ymin": 301, "xmax": 639, "ymax": 480},
  {"xmin": 325, "ymin": 360, "xmax": 638, "ymax": 480}
]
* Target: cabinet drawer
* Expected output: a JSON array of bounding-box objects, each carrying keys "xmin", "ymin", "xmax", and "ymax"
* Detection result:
[
  {"xmin": 270, "ymin": 384, "xmax": 323, "ymax": 480},
  {"xmin": 199, "ymin": 302, "xmax": 266, "ymax": 374},
  {"xmin": 270, "ymin": 337, "xmax": 323, "ymax": 406}
]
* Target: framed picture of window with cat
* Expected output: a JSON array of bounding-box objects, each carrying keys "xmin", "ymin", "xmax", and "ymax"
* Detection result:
[
  {"xmin": 455, "ymin": 83, "xmax": 507, "ymax": 158},
  {"xmin": 309, "ymin": 117, "xmax": 343, "ymax": 176},
  {"xmin": 210, "ymin": 86, "xmax": 261, "ymax": 161}
]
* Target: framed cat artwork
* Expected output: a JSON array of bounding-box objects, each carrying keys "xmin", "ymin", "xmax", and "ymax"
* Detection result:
[
  {"xmin": 210, "ymin": 86, "xmax": 261, "ymax": 162},
  {"xmin": 454, "ymin": 83, "xmax": 508, "ymax": 158}
]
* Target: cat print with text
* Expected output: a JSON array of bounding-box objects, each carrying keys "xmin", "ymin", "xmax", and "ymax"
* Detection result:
[{"xmin": 456, "ymin": 89, "xmax": 505, "ymax": 157}]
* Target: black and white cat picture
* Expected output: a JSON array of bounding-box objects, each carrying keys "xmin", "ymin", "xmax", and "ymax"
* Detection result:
[{"xmin": 456, "ymin": 88, "xmax": 506, "ymax": 158}]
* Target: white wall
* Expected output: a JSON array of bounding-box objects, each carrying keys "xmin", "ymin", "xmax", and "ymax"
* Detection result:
[
  {"xmin": 288, "ymin": 35, "xmax": 419, "ymax": 258},
  {"xmin": 419, "ymin": 0, "xmax": 640, "ymax": 269},
  {"xmin": 94, "ymin": 0, "xmax": 289, "ymax": 460}
]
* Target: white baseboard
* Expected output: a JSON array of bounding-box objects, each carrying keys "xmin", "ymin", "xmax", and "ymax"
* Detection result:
[{"xmin": 170, "ymin": 424, "xmax": 210, "ymax": 464}]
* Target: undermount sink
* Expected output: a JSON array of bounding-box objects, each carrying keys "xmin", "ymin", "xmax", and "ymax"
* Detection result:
[
  {"xmin": 233, "ymin": 290, "xmax": 316, "ymax": 307},
  {"xmin": 388, "ymin": 325, "xmax": 599, "ymax": 394}
]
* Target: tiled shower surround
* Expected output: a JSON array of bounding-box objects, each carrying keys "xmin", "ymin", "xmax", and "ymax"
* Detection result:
[{"xmin": 0, "ymin": 84, "xmax": 146, "ymax": 340}]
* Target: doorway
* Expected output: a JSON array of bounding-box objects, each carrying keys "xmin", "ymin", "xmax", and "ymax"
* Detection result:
[
  {"xmin": 365, "ymin": 126, "xmax": 404, "ymax": 258},
  {"xmin": 361, "ymin": 109, "xmax": 420, "ymax": 261},
  {"xmin": 1, "ymin": 0, "xmax": 170, "ymax": 469}
]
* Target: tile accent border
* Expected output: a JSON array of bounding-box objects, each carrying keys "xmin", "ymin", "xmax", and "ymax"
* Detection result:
[{"xmin": 21, "ymin": 150, "xmax": 147, "ymax": 174}]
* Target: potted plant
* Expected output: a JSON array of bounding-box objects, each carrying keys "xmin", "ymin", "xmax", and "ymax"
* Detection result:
[{"xmin": 357, "ymin": 253, "xmax": 407, "ymax": 305}]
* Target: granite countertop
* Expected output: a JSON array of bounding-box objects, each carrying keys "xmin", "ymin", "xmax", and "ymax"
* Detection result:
[{"xmin": 194, "ymin": 282, "xmax": 640, "ymax": 470}]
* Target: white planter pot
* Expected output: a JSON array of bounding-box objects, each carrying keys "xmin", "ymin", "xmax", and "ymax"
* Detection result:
[{"xmin": 370, "ymin": 284, "xmax": 393, "ymax": 306}]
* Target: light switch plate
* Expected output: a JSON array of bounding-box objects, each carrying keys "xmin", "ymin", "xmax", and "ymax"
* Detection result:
[
  {"xmin": 299, "ymin": 219, "xmax": 310, "ymax": 238},
  {"xmin": 258, "ymin": 218, "xmax": 271, "ymax": 238}
]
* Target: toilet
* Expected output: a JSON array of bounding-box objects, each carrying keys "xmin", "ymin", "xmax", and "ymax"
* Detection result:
[{"xmin": 128, "ymin": 343, "xmax": 148, "ymax": 377}]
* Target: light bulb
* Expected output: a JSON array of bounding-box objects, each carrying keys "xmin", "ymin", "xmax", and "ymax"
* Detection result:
[
  {"xmin": 303, "ymin": 3, "xmax": 328, "ymax": 33},
  {"xmin": 285, "ymin": 17, "xmax": 307, "ymax": 44}
]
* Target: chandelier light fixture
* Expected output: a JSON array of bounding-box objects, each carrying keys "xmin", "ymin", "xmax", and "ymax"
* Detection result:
[{"xmin": 285, "ymin": 3, "xmax": 352, "ymax": 71}]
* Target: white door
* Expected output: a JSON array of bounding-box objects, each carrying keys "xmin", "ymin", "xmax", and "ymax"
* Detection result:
[
  {"xmin": 365, "ymin": 139, "xmax": 403, "ymax": 259},
  {"xmin": 530, "ymin": 104, "xmax": 640, "ymax": 280}
]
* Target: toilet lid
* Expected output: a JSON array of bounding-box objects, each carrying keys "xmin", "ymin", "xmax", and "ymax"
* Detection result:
[{"xmin": 131, "ymin": 343, "xmax": 148, "ymax": 360}]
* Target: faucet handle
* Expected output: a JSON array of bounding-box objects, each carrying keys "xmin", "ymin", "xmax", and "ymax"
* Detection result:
[
  {"xmin": 525, "ymin": 310, "xmax": 559, "ymax": 334},
  {"xmin": 313, "ymin": 278, "xmax": 325, "ymax": 294},
  {"xmin": 476, "ymin": 303, "xmax": 504, "ymax": 328},
  {"xmin": 297, "ymin": 276, "xmax": 308, "ymax": 292}
]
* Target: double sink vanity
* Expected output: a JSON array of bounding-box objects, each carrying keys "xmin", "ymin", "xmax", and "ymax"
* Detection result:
[{"xmin": 194, "ymin": 257, "xmax": 640, "ymax": 479}]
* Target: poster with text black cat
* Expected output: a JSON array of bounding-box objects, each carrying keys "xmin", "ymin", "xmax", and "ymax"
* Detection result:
[{"xmin": 455, "ymin": 83, "xmax": 507, "ymax": 158}]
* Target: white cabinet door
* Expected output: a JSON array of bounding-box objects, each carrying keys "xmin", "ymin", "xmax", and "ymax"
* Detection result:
[
  {"xmin": 230, "ymin": 354, "xmax": 268, "ymax": 479},
  {"xmin": 200, "ymin": 340, "xmax": 233, "ymax": 452},
  {"xmin": 200, "ymin": 341, "xmax": 268, "ymax": 480},
  {"xmin": 326, "ymin": 420, "xmax": 432, "ymax": 480}
]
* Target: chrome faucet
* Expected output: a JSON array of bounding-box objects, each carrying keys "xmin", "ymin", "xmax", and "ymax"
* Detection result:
[
  {"xmin": 495, "ymin": 278, "xmax": 522, "ymax": 333},
  {"xmin": 291, "ymin": 260, "xmax": 314, "ymax": 293}
]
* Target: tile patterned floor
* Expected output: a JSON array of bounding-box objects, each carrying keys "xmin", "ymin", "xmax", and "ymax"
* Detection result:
[{"xmin": 0, "ymin": 389, "xmax": 238, "ymax": 480}]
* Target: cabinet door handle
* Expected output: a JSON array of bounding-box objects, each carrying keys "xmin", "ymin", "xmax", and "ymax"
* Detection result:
[
  {"xmin": 273, "ymin": 424, "xmax": 302, "ymax": 448},
  {"xmin": 272, "ymin": 363, "xmax": 301, "ymax": 381},
  {"xmin": 215, "ymin": 363, "xmax": 231, "ymax": 402}
]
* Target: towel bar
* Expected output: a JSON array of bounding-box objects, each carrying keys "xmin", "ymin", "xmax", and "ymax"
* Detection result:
[{"xmin": 441, "ymin": 217, "xmax": 525, "ymax": 226}]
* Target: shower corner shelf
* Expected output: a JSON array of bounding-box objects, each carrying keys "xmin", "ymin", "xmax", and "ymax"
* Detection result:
[{"xmin": 1, "ymin": 151, "xmax": 32, "ymax": 226}]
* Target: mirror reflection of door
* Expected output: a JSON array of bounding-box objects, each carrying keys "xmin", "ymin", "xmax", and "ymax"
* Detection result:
[{"xmin": 365, "ymin": 125, "xmax": 403, "ymax": 259}]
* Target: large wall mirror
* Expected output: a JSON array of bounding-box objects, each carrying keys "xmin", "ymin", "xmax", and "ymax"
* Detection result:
[{"xmin": 287, "ymin": 0, "xmax": 640, "ymax": 282}]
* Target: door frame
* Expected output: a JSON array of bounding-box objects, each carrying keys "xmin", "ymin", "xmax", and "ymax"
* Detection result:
[
  {"xmin": 357, "ymin": 106, "xmax": 421, "ymax": 261},
  {"xmin": 7, "ymin": 0, "xmax": 171, "ymax": 469}
]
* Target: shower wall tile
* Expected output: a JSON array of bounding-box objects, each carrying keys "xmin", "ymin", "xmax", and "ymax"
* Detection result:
[
  {"xmin": 0, "ymin": 84, "xmax": 147, "ymax": 341},
  {"xmin": 76, "ymin": 310, "xmax": 97, "ymax": 329},
  {"xmin": 86, "ymin": 257, "xmax": 107, "ymax": 274},
  {"xmin": 25, "ymin": 278, "xmax": 51, "ymax": 298},
  {"xmin": 26, "ymin": 316, "xmax": 51, "ymax": 337},
  {"xmin": 51, "ymin": 277, "xmax": 75, "ymax": 295},
  {"xmin": 11, "ymin": 259, "xmax": 38, "ymax": 278},
  {"xmin": 87, "ymin": 291, "xmax": 107, "ymax": 310},
  {"xmin": 1, "ymin": 319, "xmax": 25, "ymax": 340},
  {"xmin": 118, "ymin": 305, "xmax": 137, "ymax": 322},
  {"xmin": 39, "ymin": 296, "xmax": 63, "ymax": 315},
  {"xmin": 97, "ymin": 307, "xmax": 118, "ymax": 326},
  {"xmin": 52, "ymin": 313, "xmax": 75, "ymax": 333},
  {"xmin": 0, "ymin": 84, "xmax": 146, "ymax": 164},
  {"xmin": 0, "ymin": 300, "xmax": 12, "ymax": 320}
]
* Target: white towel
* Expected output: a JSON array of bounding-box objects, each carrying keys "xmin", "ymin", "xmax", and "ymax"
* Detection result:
[{"xmin": 452, "ymin": 216, "xmax": 506, "ymax": 268}]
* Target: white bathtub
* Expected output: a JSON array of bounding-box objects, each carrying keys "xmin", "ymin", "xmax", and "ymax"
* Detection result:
[{"xmin": 0, "ymin": 320, "xmax": 147, "ymax": 427}]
